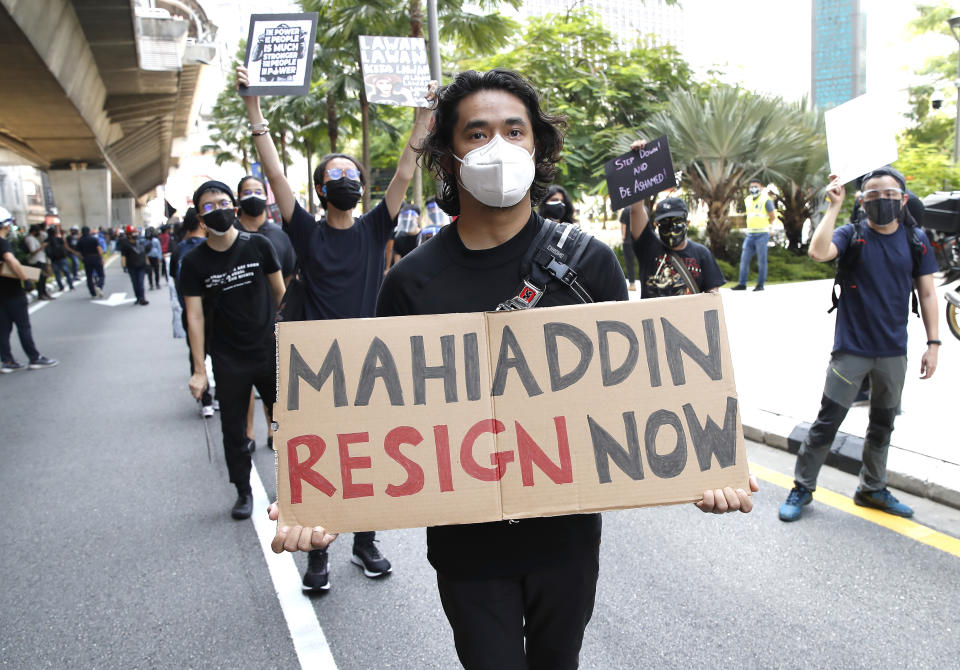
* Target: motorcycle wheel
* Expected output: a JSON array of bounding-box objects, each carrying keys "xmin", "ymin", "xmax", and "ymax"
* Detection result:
[{"xmin": 948, "ymin": 302, "xmax": 960, "ymax": 341}]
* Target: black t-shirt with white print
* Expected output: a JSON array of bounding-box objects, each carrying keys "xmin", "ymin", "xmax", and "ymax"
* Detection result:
[
  {"xmin": 178, "ymin": 232, "xmax": 280, "ymax": 360},
  {"xmin": 631, "ymin": 223, "xmax": 725, "ymax": 298},
  {"xmin": 377, "ymin": 210, "xmax": 628, "ymax": 579}
]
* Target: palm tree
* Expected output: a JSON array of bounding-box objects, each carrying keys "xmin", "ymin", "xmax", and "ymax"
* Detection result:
[
  {"xmin": 618, "ymin": 86, "xmax": 809, "ymax": 254},
  {"xmin": 773, "ymin": 102, "xmax": 828, "ymax": 254},
  {"xmin": 201, "ymin": 85, "xmax": 254, "ymax": 173}
]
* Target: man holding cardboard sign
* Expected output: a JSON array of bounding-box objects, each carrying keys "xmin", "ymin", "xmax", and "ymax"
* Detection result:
[{"xmin": 269, "ymin": 68, "xmax": 757, "ymax": 670}]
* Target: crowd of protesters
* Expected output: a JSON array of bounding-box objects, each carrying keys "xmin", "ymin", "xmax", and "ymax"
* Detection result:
[{"xmin": 0, "ymin": 61, "xmax": 942, "ymax": 670}]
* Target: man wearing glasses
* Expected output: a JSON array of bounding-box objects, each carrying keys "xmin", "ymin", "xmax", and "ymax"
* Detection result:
[
  {"xmin": 179, "ymin": 181, "xmax": 285, "ymax": 521},
  {"xmin": 779, "ymin": 166, "xmax": 940, "ymax": 522},
  {"xmin": 237, "ymin": 65, "xmax": 436, "ymax": 591}
]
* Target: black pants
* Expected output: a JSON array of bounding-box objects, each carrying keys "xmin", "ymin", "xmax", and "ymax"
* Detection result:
[
  {"xmin": 0, "ymin": 293, "xmax": 40, "ymax": 363},
  {"xmin": 83, "ymin": 257, "xmax": 105, "ymax": 297},
  {"xmin": 437, "ymin": 545, "xmax": 600, "ymax": 670},
  {"xmin": 211, "ymin": 353, "xmax": 276, "ymax": 490},
  {"xmin": 622, "ymin": 235, "xmax": 636, "ymax": 283},
  {"xmin": 127, "ymin": 266, "xmax": 146, "ymax": 303},
  {"xmin": 147, "ymin": 257, "xmax": 161, "ymax": 288},
  {"xmin": 31, "ymin": 263, "xmax": 49, "ymax": 297}
]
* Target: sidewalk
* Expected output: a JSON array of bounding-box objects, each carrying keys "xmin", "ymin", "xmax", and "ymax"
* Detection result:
[{"xmin": 641, "ymin": 278, "xmax": 959, "ymax": 509}]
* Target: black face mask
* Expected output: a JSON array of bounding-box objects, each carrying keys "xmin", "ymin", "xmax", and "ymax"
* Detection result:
[
  {"xmin": 541, "ymin": 201, "xmax": 566, "ymax": 220},
  {"xmin": 201, "ymin": 208, "xmax": 236, "ymax": 235},
  {"xmin": 239, "ymin": 196, "xmax": 267, "ymax": 217},
  {"xmin": 323, "ymin": 177, "xmax": 363, "ymax": 211},
  {"xmin": 863, "ymin": 198, "xmax": 901, "ymax": 226}
]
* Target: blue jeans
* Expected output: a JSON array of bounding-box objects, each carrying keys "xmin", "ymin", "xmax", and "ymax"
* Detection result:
[
  {"xmin": 51, "ymin": 258, "xmax": 74, "ymax": 290},
  {"xmin": 738, "ymin": 232, "xmax": 769, "ymax": 286},
  {"xmin": 128, "ymin": 266, "xmax": 146, "ymax": 303},
  {"xmin": 68, "ymin": 254, "xmax": 79, "ymax": 278},
  {"xmin": 0, "ymin": 293, "xmax": 40, "ymax": 363}
]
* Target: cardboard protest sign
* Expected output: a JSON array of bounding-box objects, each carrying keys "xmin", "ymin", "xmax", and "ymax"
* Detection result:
[
  {"xmin": 605, "ymin": 135, "xmax": 676, "ymax": 211},
  {"xmin": 274, "ymin": 293, "xmax": 748, "ymax": 533},
  {"xmin": 825, "ymin": 93, "xmax": 898, "ymax": 185},
  {"xmin": 0, "ymin": 262, "xmax": 40, "ymax": 281},
  {"xmin": 359, "ymin": 35, "xmax": 431, "ymax": 108},
  {"xmin": 240, "ymin": 13, "xmax": 318, "ymax": 97}
]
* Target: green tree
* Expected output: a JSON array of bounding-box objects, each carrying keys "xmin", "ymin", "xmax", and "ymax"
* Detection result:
[
  {"xmin": 201, "ymin": 83, "xmax": 254, "ymax": 173},
  {"xmin": 623, "ymin": 86, "xmax": 808, "ymax": 254},
  {"xmin": 465, "ymin": 9, "xmax": 694, "ymax": 203},
  {"xmin": 300, "ymin": 0, "xmax": 520, "ymax": 210},
  {"xmin": 896, "ymin": 140, "xmax": 960, "ymax": 194},
  {"xmin": 772, "ymin": 102, "xmax": 829, "ymax": 254}
]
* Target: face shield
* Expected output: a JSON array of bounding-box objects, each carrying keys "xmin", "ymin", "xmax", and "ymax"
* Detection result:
[
  {"xmin": 396, "ymin": 209, "xmax": 419, "ymax": 234},
  {"xmin": 417, "ymin": 225, "xmax": 440, "ymax": 246},
  {"xmin": 425, "ymin": 202, "xmax": 449, "ymax": 228}
]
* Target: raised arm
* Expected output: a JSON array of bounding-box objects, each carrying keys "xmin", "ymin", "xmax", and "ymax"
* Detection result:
[
  {"xmin": 808, "ymin": 174, "xmax": 843, "ymax": 263},
  {"xmin": 237, "ymin": 65, "xmax": 297, "ymax": 223},
  {"xmin": 627, "ymin": 139, "xmax": 650, "ymax": 240},
  {"xmin": 383, "ymin": 82, "xmax": 437, "ymax": 220}
]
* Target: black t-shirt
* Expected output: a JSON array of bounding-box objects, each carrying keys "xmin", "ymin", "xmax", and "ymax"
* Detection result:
[
  {"xmin": 631, "ymin": 224, "xmax": 725, "ymax": 298},
  {"xmin": 47, "ymin": 235, "xmax": 67, "ymax": 260},
  {"xmin": 284, "ymin": 201, "xmax": 393, "ymax": 320},
  {"xmin": 392, "ymin": 232, "xmax": 418, "ymax": 260},
  {"xmin": 377, "ymin": 211, "xmax": 628, "ymax": 579},
  {"xmin": 236, "ymin": 219, "xmax": 297, "ymax": 280},
  {"xmin": 117, "ymin": 236, "xmax": 148, "ymax": 269},
  {"xmin": 0, "ymin": 237, "xmax": 24, "ymax": 298},
  {"xmin": 76, "ymin": 234, "xmax": 102, "ymax": 260},
  {"xmin": 178, "ymin": 233, "xmax": 281, "ymax": 360}
]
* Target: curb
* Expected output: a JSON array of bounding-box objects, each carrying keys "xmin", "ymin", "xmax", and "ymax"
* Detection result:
[{"xmin": 743, "ymin": 407, "xmax": 960, "ymax": 510}]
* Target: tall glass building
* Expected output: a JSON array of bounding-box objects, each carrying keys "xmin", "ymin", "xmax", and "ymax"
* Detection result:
[{"xmin": 811, "ymin": 0, "xmax": 866, "ymax": 108}]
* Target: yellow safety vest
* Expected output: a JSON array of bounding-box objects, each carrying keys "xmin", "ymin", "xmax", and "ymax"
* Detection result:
[{"xmin": 744, "ymin": 194, "xmax": 770, "ymax": 232}]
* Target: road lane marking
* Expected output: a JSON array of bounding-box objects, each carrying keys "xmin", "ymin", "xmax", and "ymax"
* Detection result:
[
  {"xmin": 750, "ymin": 461, "xmax": 960, "ymax": 559},
  {"xmin": 250, "ymin": 463, "xmax": 338, "ymax": 670}
]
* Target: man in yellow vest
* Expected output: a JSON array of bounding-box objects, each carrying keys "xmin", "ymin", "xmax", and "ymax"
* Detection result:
[{"xmin": 732, "ymin": 178, "xmax": 776, "ymax": 291}]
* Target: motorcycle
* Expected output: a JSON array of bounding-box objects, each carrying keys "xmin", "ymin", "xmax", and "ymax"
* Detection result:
[{"xmin": 921, "ymin": 191, "xmax": 960, "ymax": 340}]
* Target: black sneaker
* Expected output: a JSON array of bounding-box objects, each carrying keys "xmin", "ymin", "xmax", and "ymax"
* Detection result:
[
  {"xmin": 302, "ymin": 549, "xmax": 330, "ymax": 591},
  {"xmin": 231, "ymin": 492, "xmax": 253, "ymax": 520},
  {"xmin": 753, "ymin": 285, "xmax": 765, "ymax": 291},
  {"xmin": 1, "ymin": 360, "xmax": 25, "ymax": 374},
  {"xmin": 351, "ymin": 541, "xmax": 392, "ymax": 578},
  {"xmin": 28, "ymin": 356, "xmax": 59, "ymax": 370},
  {"xmin": 731, "ymin": 284, "xmax": 747, "ymax": 291}
]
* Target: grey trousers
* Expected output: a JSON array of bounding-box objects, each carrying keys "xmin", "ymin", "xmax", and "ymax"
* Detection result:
[{"xmin": 794, "ymin": 352, "xmax": 907, "ymax": 492}]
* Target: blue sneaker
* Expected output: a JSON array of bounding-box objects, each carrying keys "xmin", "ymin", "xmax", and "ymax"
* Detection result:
[
  {"xmin": 853, "ymin": 488, "xmax": 913, "ymax": 518},
  {"xmin": 779, "ymin": 484, "xmax": 813, "ymax": 522}
]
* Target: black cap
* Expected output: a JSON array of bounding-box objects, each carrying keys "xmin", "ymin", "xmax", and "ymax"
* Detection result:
[
  {"xmin": 653, "ymin": 197, "xmax": 688, "ymax": 222},
  {"xmin": 857, "ymin": 166, "xmax": 906, "ymax": 191},
  {"xmin": 192, "ymin": 180, "xmax": 237, "ymax": 210}
]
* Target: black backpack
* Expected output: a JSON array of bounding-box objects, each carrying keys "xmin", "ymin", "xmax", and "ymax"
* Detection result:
[
  {"xmin": 829, "ymin": 211, "xmax": 927, "ymax": 317},
  {"xmin": 47, "ymin": 235, "xmax": 66, "ymax": 260},
  {"xmin": 497, "ymin": 219, "xmax": 594, "ymax": 311}
]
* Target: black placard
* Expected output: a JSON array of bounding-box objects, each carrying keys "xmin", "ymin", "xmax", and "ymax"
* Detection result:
[
  {"xmin": 604, "ymin": 135, "xmax": 676, "ymax": 211},
  {"xmin": 240, "ymin": 13, "xmax": 318, "ymax": 97}
]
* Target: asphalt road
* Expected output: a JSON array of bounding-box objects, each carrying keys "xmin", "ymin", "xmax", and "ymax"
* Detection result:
[{"xmin": 1, "ymin": 261, "xmax": 958, "ymax": 669}]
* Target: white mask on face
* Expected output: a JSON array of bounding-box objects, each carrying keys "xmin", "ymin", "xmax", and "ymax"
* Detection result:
[{"xmin": 454, "ymin": 134, "xmax": 536, "ymax": 208}]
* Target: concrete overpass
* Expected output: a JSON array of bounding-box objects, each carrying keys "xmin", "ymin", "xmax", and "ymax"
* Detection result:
[{"xmin": 0, "ymin": 0, "xmax": 216, "ymax": 227}]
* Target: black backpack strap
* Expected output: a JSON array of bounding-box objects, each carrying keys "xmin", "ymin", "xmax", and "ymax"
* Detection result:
[
  {"xmin": 829, "ymin": 220, "xmax": 866, "ymax": 314},
  {"xmin": 496, "ymin": 219, "xmax": 595, "ymax": 311}
]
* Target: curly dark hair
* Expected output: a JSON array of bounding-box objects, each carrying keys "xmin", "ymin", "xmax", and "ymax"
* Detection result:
[{"xmin": 418, "ymin": 69, "xmax": 566, "ymax": 216}]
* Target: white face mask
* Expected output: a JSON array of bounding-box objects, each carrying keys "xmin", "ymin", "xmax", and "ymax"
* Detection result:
[{"xmin": 454, "ymin": 134, "xmax": 536, "ymax": 208}]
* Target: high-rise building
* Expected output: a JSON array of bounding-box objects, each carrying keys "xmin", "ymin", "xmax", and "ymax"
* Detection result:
[
  {"xmin": 512, "ymin": 0, "xmax": 684, "ymax": 52},
  {"xmin": 811, "ymin": 0, "xmax": 866, "ymax": 109}
]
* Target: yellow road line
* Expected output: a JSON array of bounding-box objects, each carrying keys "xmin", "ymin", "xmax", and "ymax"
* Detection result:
[{"xmin": 749, "ymin": 461, "xmax": 960, "ymax": 559}]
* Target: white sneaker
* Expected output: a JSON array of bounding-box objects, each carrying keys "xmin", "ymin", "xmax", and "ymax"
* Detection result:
[
  {"xmin": 201, "ymin": 404, "xmax": 214, "ymax": 418},
  {"xmin": 211, "ymin": 399, "xmax": 220, "ymax": 411}
]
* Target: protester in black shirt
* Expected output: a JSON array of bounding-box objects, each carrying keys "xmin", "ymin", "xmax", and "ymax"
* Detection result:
[
  {"xmin": 0, "ymin": 209, "xmax": 57, "ymax": 372},
  {"xmin": 239, "ymin": 64, "xmax": 436, "ymax": 589},
  {"xmin": 235, "ymin": 175, "xmax": 296, "ymax": 283},
  {"xmin": 628, "ymin": 195, "xmax": 725, "ymax": 298},
  {"xmin": 390, "ymin": 203, "xmax": 421, "ymax": 266},
  {"xmin": 116, "ymin": 225, "xmax": 149, "ymax": 305},
  {"xmin": 269, "ymin": 68, "xmax": 758, "ymax": 670},
  {"xmin": 180, "ymin": 181, "xmax": 284, "ymax": 520},
  {"xmin": 76, "ymin": 226, "xmax": 105, "ymax": 298}
]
